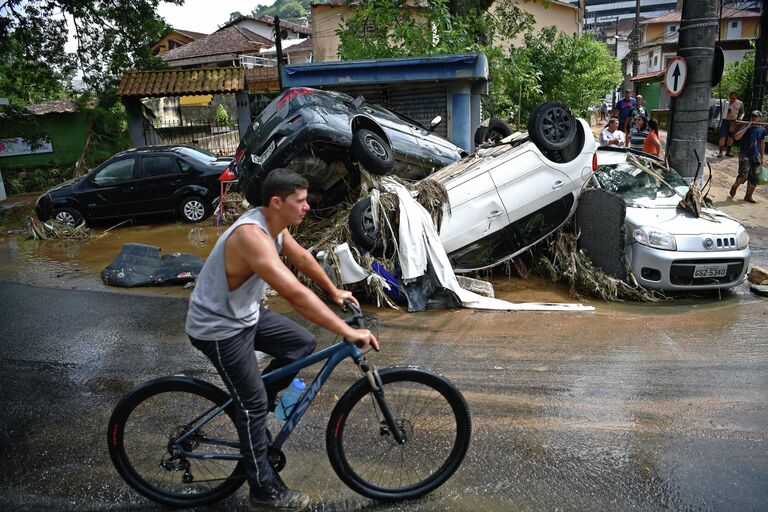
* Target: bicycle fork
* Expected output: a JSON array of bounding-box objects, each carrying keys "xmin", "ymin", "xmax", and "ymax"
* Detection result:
[{"xmin": 359, "ymin": 359, "xmax": 407, "ymax": 444}]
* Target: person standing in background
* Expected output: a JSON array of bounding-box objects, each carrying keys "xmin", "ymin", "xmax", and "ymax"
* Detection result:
[
  {"xmin": 719, "ymin": 91, "xmax": 744, "ymax": 158},
  {"xmin": 643, "ymin": 119, "xmax": 662, "ymax": 156}
]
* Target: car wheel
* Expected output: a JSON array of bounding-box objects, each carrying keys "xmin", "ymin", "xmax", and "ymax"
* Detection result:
[
  {"xmin": 351, "ymin": 129, "xmax": 394, "ymax": 176},
  {"xmin": 52, "ymin": 207, "xmax": 84, "ymax": 227},
  {"xmin": 179, "ymin": 196, "xmax": 211, "ymax": 223},
  {"xmin": 474, "ymin": 119, "xmax": 514, "ymax": 146},
  {"xmin": 348, "ymin": 196, "xmax": 394, "ymax": 257},
  {"xmin": 528, "ymin": 100, "xmax": 576, "ymax": 152}
]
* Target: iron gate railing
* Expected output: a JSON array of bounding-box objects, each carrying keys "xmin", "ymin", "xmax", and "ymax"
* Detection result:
[{"xmin": 143, "ymin": 119, "xmax": 240, "ymax": 157}]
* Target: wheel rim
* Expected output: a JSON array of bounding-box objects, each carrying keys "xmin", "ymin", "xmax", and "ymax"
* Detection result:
[
  {"xmin": 55, "ymin": 211, "xmax": 77, "ymax": 226},
  {"xmin": 183, "ymin": 200, "xmax": 205, "ymax": 221},
  {"xmin": 118, "ymin": 389, "xmax": 241, "ymax": 501},
  {"xmin": 337, "ymin": 378, "xmax": 463, "ymax": 493},
  {"xmin": 541, "ymin": 107, "xmax": 573, "ymax": 144},
  {"xmin": 364, "ymin": 135, "xmax": 389, "ymax": 160},
  {"xmin": 361, "ymin": 206, "xmax": 378, "ymax": 238}
]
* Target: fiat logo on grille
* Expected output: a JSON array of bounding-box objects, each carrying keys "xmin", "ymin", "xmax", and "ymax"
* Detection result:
[{"xmin": 703, "ymin": 238, "xmax": 714, "ymax": 249}]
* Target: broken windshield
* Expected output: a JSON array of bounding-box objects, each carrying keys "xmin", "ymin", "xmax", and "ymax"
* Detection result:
[{"xmin": 594, "ymin": 159, "xmax": 688, "ymax": 202}]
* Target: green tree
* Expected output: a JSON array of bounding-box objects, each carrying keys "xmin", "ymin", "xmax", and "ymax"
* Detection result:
[
  {"xmin": 521, "ymin": 27, "xmax": 621, "ymax": 117},
  {"xmin": 0, "ymin": 0, "xmax": 181, "ymax": 104},
  {"xmin": 715, "ymin": 51, "xmax": 767, "ymax": 108},
  {"xmin": 250, "ymin": 0, "xmax": 309, "ymax": 23}
]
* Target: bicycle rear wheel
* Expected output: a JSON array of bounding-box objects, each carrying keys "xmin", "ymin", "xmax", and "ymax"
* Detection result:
[
  {"xmin": 326, "ymin": 367, "xmax": 471, "ymax": 501},
  {"xmin": 107, "ymin": 376, "xmax": 245, "ymax": 508}
]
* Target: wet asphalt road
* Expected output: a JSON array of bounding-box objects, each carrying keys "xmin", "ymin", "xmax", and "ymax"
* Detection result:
[{"xmin": 1, "ymin": 279, "xmax": 767, "ymax": 511}]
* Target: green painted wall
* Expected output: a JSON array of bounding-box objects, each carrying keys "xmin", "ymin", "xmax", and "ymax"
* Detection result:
[
  {"xmin": 0, "ymin": 112, "xmax": 89, "ymax": 169},
  {"xmin": 639, "ymin": 82, "xmax": 661, "ymax": 112}
]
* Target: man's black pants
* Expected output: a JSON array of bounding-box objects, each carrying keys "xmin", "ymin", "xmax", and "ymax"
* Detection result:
[{"xmin": 189, "ymin": 308, "xmax": 316, "ymax": 492}]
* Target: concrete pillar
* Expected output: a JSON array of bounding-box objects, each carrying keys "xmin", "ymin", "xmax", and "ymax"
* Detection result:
[
  {"xmin": 447, "ymin": 85, "xmax": 472, "ymax": 153},
  {"xmin": 235, "ymin": 90, "xmax": 252, "ymax": 139},
  {"xmin": 667, "ymin": 0, "xmax": 718, "ymax": 184}
]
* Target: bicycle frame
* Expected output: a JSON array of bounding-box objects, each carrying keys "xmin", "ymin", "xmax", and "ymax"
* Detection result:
[{"xmin": 172, "ymin": 341, "xmax": 366, "ymax": 461}]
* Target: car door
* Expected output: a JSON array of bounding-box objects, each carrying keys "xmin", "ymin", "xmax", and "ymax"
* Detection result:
[
  {"xmin": 434, "ymin": 159, "xmax": 510, "ymax": 270},
  {"xmin": 135, "ymin": 155, "xmax": 184, "ymax": 214},
  {"xmin": 81, "ymin": 157, "xmax": 141, "ymax": 220},
  {"xmin": 488, "ymin": 147, "xmax": 576, "ymax": 253}
]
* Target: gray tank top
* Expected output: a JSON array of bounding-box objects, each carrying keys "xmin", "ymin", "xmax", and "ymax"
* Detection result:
[{"xmin": 185, "ymin": 208, "xmax": 283, "ymax": 340}]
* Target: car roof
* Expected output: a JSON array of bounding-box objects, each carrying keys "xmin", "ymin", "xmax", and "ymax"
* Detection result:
[{"xmin": 115, "ymin": 145, "xmax": 203, "ymax": 157}]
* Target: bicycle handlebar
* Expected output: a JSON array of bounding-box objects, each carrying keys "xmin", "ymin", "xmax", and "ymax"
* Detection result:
[{"xmin": 342, "ymin": 299, "xmax": 365, "ymax": 329}]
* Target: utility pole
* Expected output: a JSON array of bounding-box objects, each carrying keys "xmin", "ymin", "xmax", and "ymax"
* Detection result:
[
  {"xmin": 666, "ymin": 0, "xmax": 719, "ymax": 184},
  {"xmin": 274, "ymin": 16, "xmax": 284, "ymax": 91},
  {"xmin": 613, "ymin": 17, "xmax": 620, "ymax": 107},
  {"xmin": 632, "ymin": 0, "xmax": 641, "ymax": 90},
  {"xmin": 751, "ymin": 0, "xmax": 767, "ymax": 112}
]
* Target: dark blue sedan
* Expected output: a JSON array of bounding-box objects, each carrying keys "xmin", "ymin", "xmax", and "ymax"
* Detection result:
[{"xmin": 35, "ymin": 145, "xmax": 230, "ymax": 226}]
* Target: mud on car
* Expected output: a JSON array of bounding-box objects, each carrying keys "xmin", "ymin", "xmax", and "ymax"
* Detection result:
[
  {"xmin": 348, "ymin": 101, "xmax": 598, "ymax": 272},
  {"xmin": 229, "ymin": 87, "xmax": 465, "ymax": 209}
]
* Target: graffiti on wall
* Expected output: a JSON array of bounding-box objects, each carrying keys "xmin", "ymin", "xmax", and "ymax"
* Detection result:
[{"xmin": 0, "ymin": 137, "xmax": 54, "ymax": 158}]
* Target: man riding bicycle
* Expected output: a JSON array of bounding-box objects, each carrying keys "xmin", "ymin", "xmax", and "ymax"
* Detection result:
[{"xmin": 185, "ymin": 169, "xmax": 379, "ymax": 512}]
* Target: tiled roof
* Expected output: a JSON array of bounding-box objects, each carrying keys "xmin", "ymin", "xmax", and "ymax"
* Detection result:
[
  {"xmin": 220, "ymin": 15, "xmax": 311, "ymax": 35},
  {"xmin": 630, "ymin": 69, "xmax": 665, "ymax": 82},
  {"xmin": 245, "ymin": 67, "xmax": 281, "ymax": 92},
  {"xmin": 26, "ymin": 99, "xmax": 77, "ymax": 115},
  {"xmin": 285, "ymin": 38, "xmax": 313, "ymax": 52},
  {"xmin": 117, "ymin": 67, "xmax": 245, "ymax": 97},
  {"xmin": 161, "ymin": 26, "xmax": 271, "ymax": 64},
  {"xmin": 173, "ymin": 29, "xmax": 209, "ymax": 40},
  {"xmin": 642, "ymin": 7, "xmax": 760, "ymax": 24},
  {"xmin": 254, "ymin": 16, "xmax": 311, "ymax": 35}
]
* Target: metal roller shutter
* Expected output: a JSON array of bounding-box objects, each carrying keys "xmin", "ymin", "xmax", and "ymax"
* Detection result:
[{"xmin": 324, "ymin": 83, "xmax": 449, "ymax": 139}]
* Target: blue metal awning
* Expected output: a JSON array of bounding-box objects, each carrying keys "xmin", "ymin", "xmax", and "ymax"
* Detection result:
[{"xmin": 281, "ymin": 53, "xmax": 489, "ymax": 88}]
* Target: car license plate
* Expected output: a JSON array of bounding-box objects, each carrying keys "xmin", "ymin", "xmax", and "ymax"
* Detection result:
[
  {"xmin": 693, "ymin": 263, "xmax": 728, "ymax": 278},
  {"xmin": 251, "ymin": 140, "xmax": 275, "ymax": 165}
]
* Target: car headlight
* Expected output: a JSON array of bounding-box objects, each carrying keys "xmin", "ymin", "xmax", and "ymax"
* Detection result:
[
  {"xmin": 632, "ymin": 226, "xmax": 677, "ymax": 251},
  {"xmin": 736, "ymin": 226, "xmax": 749, "ymax": 250}
]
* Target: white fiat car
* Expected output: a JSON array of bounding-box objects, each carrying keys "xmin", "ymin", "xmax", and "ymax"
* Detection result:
[
  {"xmin": 593, "ymin": 147, "xmax": 750, "ymax": 291},
  {"xmin": 349, "ymin": 101, "xmax": 598, "ymax": 272}
]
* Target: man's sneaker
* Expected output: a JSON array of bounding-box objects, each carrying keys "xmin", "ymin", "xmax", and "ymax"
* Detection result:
[{"xmin": 249, "ymin": 481, "xmax": 310, "ymax": 512}]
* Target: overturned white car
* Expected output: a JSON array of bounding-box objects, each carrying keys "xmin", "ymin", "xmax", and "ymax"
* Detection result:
[{"xmin": 349, "ymin": 101, "xmax": 597, "ymax": 272}]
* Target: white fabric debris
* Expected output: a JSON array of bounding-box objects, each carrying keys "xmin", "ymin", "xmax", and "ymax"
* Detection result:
[
  {"xmin": 333, "ymin": 243, "xmax": 370, "ymax": 284},
  {"xmin": 383, "ymin": 178, "xmax": 594, "ymax": 312}
]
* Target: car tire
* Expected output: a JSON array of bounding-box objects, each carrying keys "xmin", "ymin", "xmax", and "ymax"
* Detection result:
[
  {"xmin": 528, "ymin": 100, "xmax": 577, "ymax": 152},
  {"xmin": 52, "ymin": 207, "xmax": 84, "ymax": 227},
  {"xmin": 474, "ymin": 119, "xmax": 514, "ymax": 146},
  {"xmin": 553, "ymin": 120, "xmax": 586, "ymax": 164},
  {"xmin": 348, "ymin": 196, "xmax": 393, "ymax": 257},
  {"xmin": 351, "ymin": 129, "xmax": 394, "ymax": 175},
  {"xmin": 179, "ymin": 195, "xmax": 211, "ymax": 223}
]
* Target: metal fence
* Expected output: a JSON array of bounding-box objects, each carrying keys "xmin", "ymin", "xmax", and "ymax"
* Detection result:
[{"xmin": 143, "ymin": 120, "xmax": 240, "ymax": 157}]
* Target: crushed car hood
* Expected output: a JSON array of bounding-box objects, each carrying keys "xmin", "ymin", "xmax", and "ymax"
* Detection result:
[{"xmin": 625, "ymin": 202, "xmax": 743, "ymax": 235}]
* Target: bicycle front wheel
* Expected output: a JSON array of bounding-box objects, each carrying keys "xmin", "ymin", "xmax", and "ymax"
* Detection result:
[
  {"xmin": 107, "ymin": 376, "xmax": 245, "ymax": 508},
  {"xmin": 326, "ymin": 367, "xmax": 471, "ymax": 501}
]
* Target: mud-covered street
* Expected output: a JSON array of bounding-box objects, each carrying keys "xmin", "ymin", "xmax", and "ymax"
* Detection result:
[
  {"xmin": 1, "ymin": 140, "xmax": 767, "ymax": 511},
  {"xmin": 1, "ymin": 218, "xmax": 767, "ymax": 510}
]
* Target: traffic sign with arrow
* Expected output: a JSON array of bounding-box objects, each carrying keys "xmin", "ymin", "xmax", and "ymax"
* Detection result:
[{"xmin": 664, "ymin": 56, "xmax": 688, "ymax": 97}]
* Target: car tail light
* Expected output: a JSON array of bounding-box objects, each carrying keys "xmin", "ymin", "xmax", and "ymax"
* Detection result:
[
  {"xmin": 277, "ymin": 88, "xmax": 315, "ymax": 110},
  {"xmin": 592, "ymin": 152, "xmax": 598, "ymax": 171},
  {"xmin": 234, "ymin": 146, "xmax": 245, "ymax": 165}
]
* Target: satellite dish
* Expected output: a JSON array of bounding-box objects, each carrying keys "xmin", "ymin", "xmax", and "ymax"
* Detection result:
[{"xmin": 280, "ymin": 29, "xmax": 288, "ymax": 40}]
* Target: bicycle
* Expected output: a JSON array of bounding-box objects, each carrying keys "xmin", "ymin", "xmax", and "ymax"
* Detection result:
[{"xmin": 106, "ymin": 302, "xmax": 471, "ymax": 508}]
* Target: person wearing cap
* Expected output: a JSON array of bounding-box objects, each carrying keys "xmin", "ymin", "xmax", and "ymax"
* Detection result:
[
  {"xmin": 614, "ymin": 89, "xmax": 636, "ymax": 136},
  {"xmin": 730, "ymin": 110, "xmax": 765, "ymax": 203}
]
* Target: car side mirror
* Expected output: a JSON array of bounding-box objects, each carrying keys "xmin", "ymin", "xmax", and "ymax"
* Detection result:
[
  {"xmin": 352, "ymin": 96, "xmax": 365, "ymax": 110},
  {"xmin": 430, "ymin": 116, "xmax": 442, "ymax": 130}
]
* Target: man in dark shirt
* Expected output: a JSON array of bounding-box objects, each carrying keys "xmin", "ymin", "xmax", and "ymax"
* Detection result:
[
  {"xmin": 614, "ymin": 89, "xmax": 636, "ymax": 135},
  {"xmin": 730, "ymin": 110, "xmax": 766, "ymax": 203}
]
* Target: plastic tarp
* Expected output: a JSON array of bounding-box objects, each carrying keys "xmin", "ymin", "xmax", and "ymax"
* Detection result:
[{"xmin": 101, "ymin": 243, "xmax": 202, "ymax": 288}]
